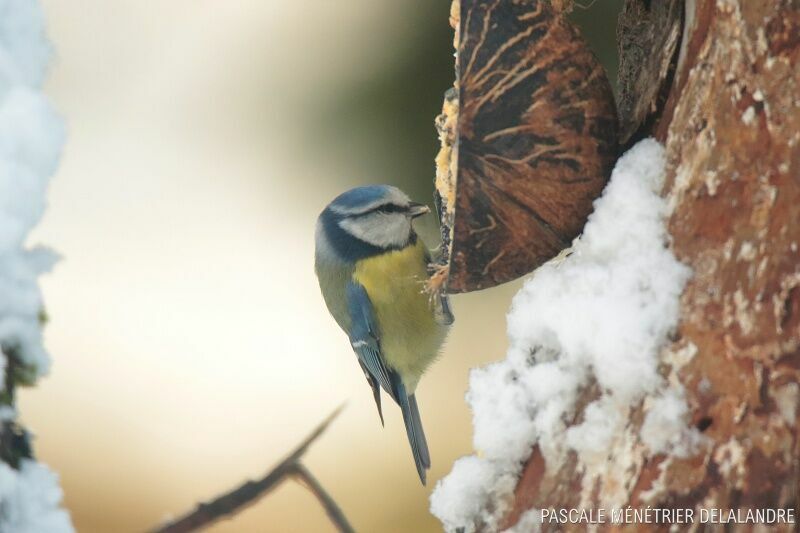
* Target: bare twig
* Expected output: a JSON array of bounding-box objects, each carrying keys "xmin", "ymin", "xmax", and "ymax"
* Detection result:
[
  {"xmin": 151, "ymin": 404, "xmax": 347, "ymax": 533},
  {"xmin": 292, "ymin": 463, "xmax": 355, "ymax": 533}
]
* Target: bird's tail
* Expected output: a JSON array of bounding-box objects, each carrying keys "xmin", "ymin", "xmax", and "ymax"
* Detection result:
[{"xmin": 397, "ymin": 388, "xmax": 431, "ymax": 485}]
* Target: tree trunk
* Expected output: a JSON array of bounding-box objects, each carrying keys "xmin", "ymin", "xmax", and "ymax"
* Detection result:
[{"xmin": 502, "ymin": 0, "xmax": 800, "ymax": 530}]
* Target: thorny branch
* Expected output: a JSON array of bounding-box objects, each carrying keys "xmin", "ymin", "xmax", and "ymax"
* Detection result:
[{"xmin": 150, "ymin": 404, "xmax": 352, "ymax": 533}]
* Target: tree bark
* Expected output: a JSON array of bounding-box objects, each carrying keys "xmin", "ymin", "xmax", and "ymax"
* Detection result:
[{"xmin": 501, "ymin": 0, "xmax": 800, "ymax": 530}]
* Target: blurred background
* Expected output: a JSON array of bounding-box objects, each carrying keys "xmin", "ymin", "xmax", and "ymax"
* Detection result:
[{"xmin": 21, "ymin": 1, "xmax": 621, "ymax": 531}]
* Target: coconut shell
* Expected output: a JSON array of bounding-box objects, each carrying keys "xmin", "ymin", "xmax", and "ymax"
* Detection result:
[{"xmin": 435, "ymin": 0, "xmax": 619, "ymax": 293}]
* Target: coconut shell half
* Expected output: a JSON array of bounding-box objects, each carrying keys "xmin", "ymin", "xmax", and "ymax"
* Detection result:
[{"xmin": 433, "ymin": 0, "xmax": 619, "ymax": 293}]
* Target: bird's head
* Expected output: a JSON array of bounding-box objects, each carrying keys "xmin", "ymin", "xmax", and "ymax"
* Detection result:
[{"xmin": 317, "ymin": 185, "xmax": 430, "ymax": 259}]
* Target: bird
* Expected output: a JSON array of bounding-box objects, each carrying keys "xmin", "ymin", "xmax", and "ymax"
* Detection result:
[{"xmin": 314, "ymin": 185, "xmax": 454, "ymax": 484}]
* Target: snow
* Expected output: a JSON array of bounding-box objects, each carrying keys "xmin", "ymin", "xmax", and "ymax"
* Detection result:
[
  {"xmin": 429, "ymin": 457, "xmax": 503, "ymax": 533},
  {"xmin": 0, "ymin": 0, "xmax": 53, "ymax": 88},
  {"xmin": 641, "ymin": 390, "xmax": 695, "ymax": 456},
  {"xmin": 431, "ymin": 140, "xmax": 694, "ymax": 532},
  {"xmin": 0, "ymin": 461, "xmax": 72, "ymax": 533},
  {"xmin": 0, "ymin": 0, "xmax": 63, "ymax": 378},
  {"xmin": 0, "ymin": 406, "xmax": 14, "ymax": 423},
  {"xmin": 0, "ymin": 0, "xmax": 73, "ymax": 531},
  {"xmin": 501, "ymin": 509, "xmax": 541, "ymax": 533}
]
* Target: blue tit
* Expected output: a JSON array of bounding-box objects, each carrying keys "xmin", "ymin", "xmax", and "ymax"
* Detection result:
[{"xmin": 315, "ymin": 185, "xmax": 454, "ymax": 484}]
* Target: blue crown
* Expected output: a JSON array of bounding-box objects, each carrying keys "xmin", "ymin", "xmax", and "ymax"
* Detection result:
[{"xmin": 330, "ymin": 185, "xmax": 395, "ymax": 210}]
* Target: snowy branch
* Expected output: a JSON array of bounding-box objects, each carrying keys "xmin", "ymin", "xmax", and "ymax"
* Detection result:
[{"xmin": 0, "ymin": 0, "xmax": 72, "ymax": 530}]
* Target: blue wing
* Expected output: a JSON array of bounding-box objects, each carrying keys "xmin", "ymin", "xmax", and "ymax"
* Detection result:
[
  {"xmin": 346, "ymin": 280, "xmax": 431, "ymax": 484},
  {"xmin": 346, "ymin": 281, "xmax": 393, "ymax": 399}
]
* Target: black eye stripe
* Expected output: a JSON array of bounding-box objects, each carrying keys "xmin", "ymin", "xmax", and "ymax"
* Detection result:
[
  {"xmin": 354, "ymin": 203, "xmax": 408, "ymax": 216},
  {"xmin": 377, "ymin": 203, "xmax": 407, "ymax": 213}
]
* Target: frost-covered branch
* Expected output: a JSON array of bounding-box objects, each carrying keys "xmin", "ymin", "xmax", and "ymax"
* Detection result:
[
  {"xmin": 151, "ymin": 405, "xmax": 352, "ymax": 533},
  {"xmin": 0, "ymin": 0, "xmax": 73, "ymax": 531}
]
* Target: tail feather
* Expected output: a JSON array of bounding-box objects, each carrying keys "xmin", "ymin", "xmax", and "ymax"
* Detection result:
[
  {"xmin": 408, "ymin": 395, "xmax": 430, "ymax": 468},
  {"xmin": 398, "ymin": 389, "xmax": 430, "ymax": 485}
]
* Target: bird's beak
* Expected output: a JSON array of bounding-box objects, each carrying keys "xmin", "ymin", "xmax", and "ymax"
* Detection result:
[{"xmin": 408, "ymin": 202, "xmax": 431, "ymax": 218}]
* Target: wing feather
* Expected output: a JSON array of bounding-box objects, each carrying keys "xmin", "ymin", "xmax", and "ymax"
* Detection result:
[
  {"xmin": 346, "ymin": 279, "xmax": 431, "ymax": 484},
  {"xmin": 346, "ymin": 281, "xmax": 394, "ymax": 398}
]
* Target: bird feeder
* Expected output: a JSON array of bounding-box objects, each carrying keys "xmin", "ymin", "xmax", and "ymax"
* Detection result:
[{"xmin": 432, "ymin": 0, "xmax": 619, "ymax": 293}]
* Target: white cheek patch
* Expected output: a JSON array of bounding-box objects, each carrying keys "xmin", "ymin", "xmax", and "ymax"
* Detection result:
[{"xmin": 339, "ymin": 213, "xmax": 411, "ymax": 248}]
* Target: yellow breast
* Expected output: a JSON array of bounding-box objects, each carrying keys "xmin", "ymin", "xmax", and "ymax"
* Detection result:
[{"xmin": 353, "ymin": 240, "xmax": 447, "ymax": 391}]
